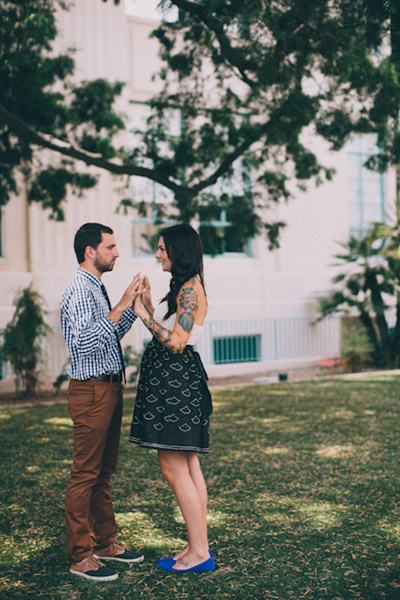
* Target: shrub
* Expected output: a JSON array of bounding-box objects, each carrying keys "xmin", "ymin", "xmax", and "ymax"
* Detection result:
[
  {"xmin": 341, "ymin": 324, "xmax": 373, "ymax": 373},
  {"xmin": 2, "ymin": 285, "xmax": 50, "ymax": 397}
]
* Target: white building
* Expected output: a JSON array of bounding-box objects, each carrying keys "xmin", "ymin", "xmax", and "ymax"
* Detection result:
[{"xmin": 0, "ymin": 0, "xmax": 396, "ymax": 385}]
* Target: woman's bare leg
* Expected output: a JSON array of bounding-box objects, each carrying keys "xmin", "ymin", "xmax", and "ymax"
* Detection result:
[
  {"xmin": 172, "ymin": 453, "xmax": 208, "ymax": 560},
  {"xmin": 158, "ymin": 450, "xmax": 209, "ymax": 569},
  {"xmin": 188, "ymin": 453, "xmax": 208, "ymax": 520}
]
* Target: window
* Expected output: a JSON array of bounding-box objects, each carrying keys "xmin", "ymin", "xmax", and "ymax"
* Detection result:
[
  {"xmin": 347, "ymin": 135, "xmax": 385, "ymax": 235},
  {"xmin": 199, "ymin": 205, "xmax": 250, "ymax": 256},
  {"xmin": 128, "ymin": 102, "xmax": 178, "ymax": 255},
  {"xmin": 199, "ymin": 159, "xmax": 252, "ymax": 256},
  {"xmin": 130, "ymin": 182, "xmax": 177, "ymax": 255},
  {"xmin": 128, "ymin": 102, "xmax": 252, "ymax": 256}
]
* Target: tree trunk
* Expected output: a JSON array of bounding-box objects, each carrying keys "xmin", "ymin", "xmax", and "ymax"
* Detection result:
[
  {"xmin": 358, "ymin": 311, "xmax": 380, "ymax": 365},
  {"xmin": 366, "ymin": 271, "xmax": 392, "ymax": 366}
]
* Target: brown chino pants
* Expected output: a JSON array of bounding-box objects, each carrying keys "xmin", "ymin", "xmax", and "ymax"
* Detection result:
[{"xmin": 65, "ymin": 379, "xmax": 123, "ymax": 564}]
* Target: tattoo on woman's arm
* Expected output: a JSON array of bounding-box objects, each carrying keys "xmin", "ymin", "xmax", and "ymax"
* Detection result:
[
  {"xmin": 177, "ymin": 283, "xmax": 199, "ymax": 333},
  {"xmin": 141, "ymin": 281, "xmax": 199, "ymax": 353},
  {"xmin": 142, "ymin": 315, "xmax": 183, "ymax": 354}
]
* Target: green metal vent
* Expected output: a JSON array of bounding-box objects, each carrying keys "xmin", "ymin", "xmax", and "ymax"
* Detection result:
[{"xmin": 213, "ymin": 334, "xmax": 261, "ymax": 364}]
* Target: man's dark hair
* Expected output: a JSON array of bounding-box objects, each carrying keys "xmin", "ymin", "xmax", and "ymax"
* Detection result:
[{"xmin": 74, "ymin": 223, "xmax": 114, "ymax": 264}]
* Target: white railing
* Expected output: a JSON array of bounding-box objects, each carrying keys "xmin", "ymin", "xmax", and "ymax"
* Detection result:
[
  {"xmin": 0, "ymin": 316, "xmax": 341, "ymax": 380},
  {"xmin": 134, "ymin": 316, "xmax": 341, "ymax": 365}
]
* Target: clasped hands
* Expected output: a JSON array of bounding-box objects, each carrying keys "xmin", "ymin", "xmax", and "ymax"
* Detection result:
[
  {"xmin": 132, "ymin": 273, "xmax": 151, "ymax": 318},
  {"xmin": 108, "ymin": 273, "xmax": 150, "ymax": 324}
]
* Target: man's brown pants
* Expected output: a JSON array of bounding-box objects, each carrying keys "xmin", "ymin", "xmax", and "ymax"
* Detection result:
[{"xmin": 65, "ymin": 379, "xmax": 123, "ymax": 564}]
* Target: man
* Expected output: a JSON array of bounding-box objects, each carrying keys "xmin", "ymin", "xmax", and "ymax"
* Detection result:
[{"xmin": 61, "ymin": 222, "xmax": 144, "ymax": 582}]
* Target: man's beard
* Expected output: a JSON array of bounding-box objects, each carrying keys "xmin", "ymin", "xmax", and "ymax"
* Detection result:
[{"xmin": 94, "ymin": 255, "xmax": 116, "ymax": 273}]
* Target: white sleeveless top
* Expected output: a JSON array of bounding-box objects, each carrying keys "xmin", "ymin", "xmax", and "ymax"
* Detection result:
[{"xmin": 153, "ymin": 303, "xmax": 204, "ymax": 346}]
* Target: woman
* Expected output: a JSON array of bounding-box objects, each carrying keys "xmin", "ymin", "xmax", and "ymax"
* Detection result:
[{"xmin": 130, "ymin": 224, "xmax": 214, "ymax": 573}]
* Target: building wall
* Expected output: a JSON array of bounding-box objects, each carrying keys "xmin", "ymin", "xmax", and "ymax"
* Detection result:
[{"xmin": 0, "ymin": 0, "xmax": 396, "ymax": 379}]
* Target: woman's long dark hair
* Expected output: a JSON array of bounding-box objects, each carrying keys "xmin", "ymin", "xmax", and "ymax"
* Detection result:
[{"xmin": 160, "ymin": 224, "xmax": 205, "ymax": 319}]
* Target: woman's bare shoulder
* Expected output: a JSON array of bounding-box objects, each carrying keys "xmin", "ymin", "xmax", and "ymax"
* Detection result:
[{"xmin": 179, "ymin": 277, "xmax": 205, "ymax": 297}]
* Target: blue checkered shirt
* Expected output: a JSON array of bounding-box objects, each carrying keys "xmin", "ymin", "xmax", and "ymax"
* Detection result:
[{"xmin": 61, "ymin": 269, "xmax": 137, "ymax": 380}]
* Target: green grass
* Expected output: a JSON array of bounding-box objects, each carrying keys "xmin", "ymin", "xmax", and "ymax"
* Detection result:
[{"xmin": 1, "ymin": 376, "xmax": 400, "ymax": 599}]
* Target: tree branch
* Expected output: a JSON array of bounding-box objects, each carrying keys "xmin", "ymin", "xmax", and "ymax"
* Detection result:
[
  {"xmin": 0, "ymin": 102, "xmax": 182, "ymax": 193},
  {"xmin": 0, "ymin": 101, "xmax": 269, "ymax": 202},
  {"xmin": 191, "ymin": 123, "xmax": 268, "ymax": 194},
  {"xmin": 170, "ymin": 0, "xmax": 258, "ymax": 88}
]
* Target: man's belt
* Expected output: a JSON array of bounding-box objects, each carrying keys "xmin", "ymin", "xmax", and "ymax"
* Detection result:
[{"xmin": 87, "ymin": 373, "xmax": 123, "ymax": 383}]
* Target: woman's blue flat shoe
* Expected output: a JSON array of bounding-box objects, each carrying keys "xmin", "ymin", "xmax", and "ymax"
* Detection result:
[
  {"xmin": 158, "ymin": 549, "xmax": 212, "ymax": 567},
  {"xmin": 158, "ymin": 556, "xmax": 176, "ymax": 566},
  {"xmin": 158, "ymin": 555, "xmax": 215, "ymax": 573}
]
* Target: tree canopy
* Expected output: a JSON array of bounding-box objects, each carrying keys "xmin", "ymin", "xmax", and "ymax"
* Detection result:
[{"xmin": 1, "ymin": 0, "xmax": 400, "ymax": 246}]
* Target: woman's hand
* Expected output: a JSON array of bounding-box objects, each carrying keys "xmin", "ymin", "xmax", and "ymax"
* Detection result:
[
  {"xmin": 133, "ymin": 277, "xmax": 148, "ymax": 318},
  {"xmin": 141, "ymin": 274, "xmax": 154, "ymax": 315}
]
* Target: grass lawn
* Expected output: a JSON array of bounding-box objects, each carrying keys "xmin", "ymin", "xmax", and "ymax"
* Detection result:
[{"xmin": 1, "ymin": 376, "xmax": 400, "ymax": 599}]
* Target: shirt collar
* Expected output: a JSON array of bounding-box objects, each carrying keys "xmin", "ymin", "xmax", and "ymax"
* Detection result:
[{"xmin": 76, "ymin": 268, "xmax": 103, "ymax": 288}]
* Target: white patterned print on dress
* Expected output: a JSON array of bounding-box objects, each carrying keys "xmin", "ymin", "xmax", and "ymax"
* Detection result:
[
  {"xmin": 146, "ymin": 394, "xmax": 158, "ymax": 403},
  {"xmin": 165, "ymin": 414, "xmax": 179, "ymax": 423},
  {"xmin": 170, "ymin": 363, "xmax": 184, "ymax": 371},
  {"xmin": 129, "ymin": 337, "xmax": 211, "ymax": 453},
  {"xmin": 166, "ymin": 396, "xmax": 180, "ymax": 405},
  {"xmin": 169, "ymin": 380, "xmax": 182, "ymax": 388}
]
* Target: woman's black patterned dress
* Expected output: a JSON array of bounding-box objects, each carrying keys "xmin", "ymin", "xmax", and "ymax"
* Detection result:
[{"xmin": 129, "ymin": 312, "xmax": 212, "ymax": 453}]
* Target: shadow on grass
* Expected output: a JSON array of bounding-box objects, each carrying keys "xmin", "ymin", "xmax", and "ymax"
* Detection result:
[{"xmin": 1, "ymin": 377, "xmax": 400, "ymax": 599}]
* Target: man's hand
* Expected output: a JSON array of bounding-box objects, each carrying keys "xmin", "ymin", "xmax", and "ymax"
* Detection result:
[{"xmin": 107, "ymin": 273, "xmax": 143, "ymax": 324}]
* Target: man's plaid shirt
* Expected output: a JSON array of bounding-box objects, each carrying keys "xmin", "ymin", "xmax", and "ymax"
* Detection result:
[{"xmin": 61, "ymin": 269, "xmax": 137, "ymax": 380}]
